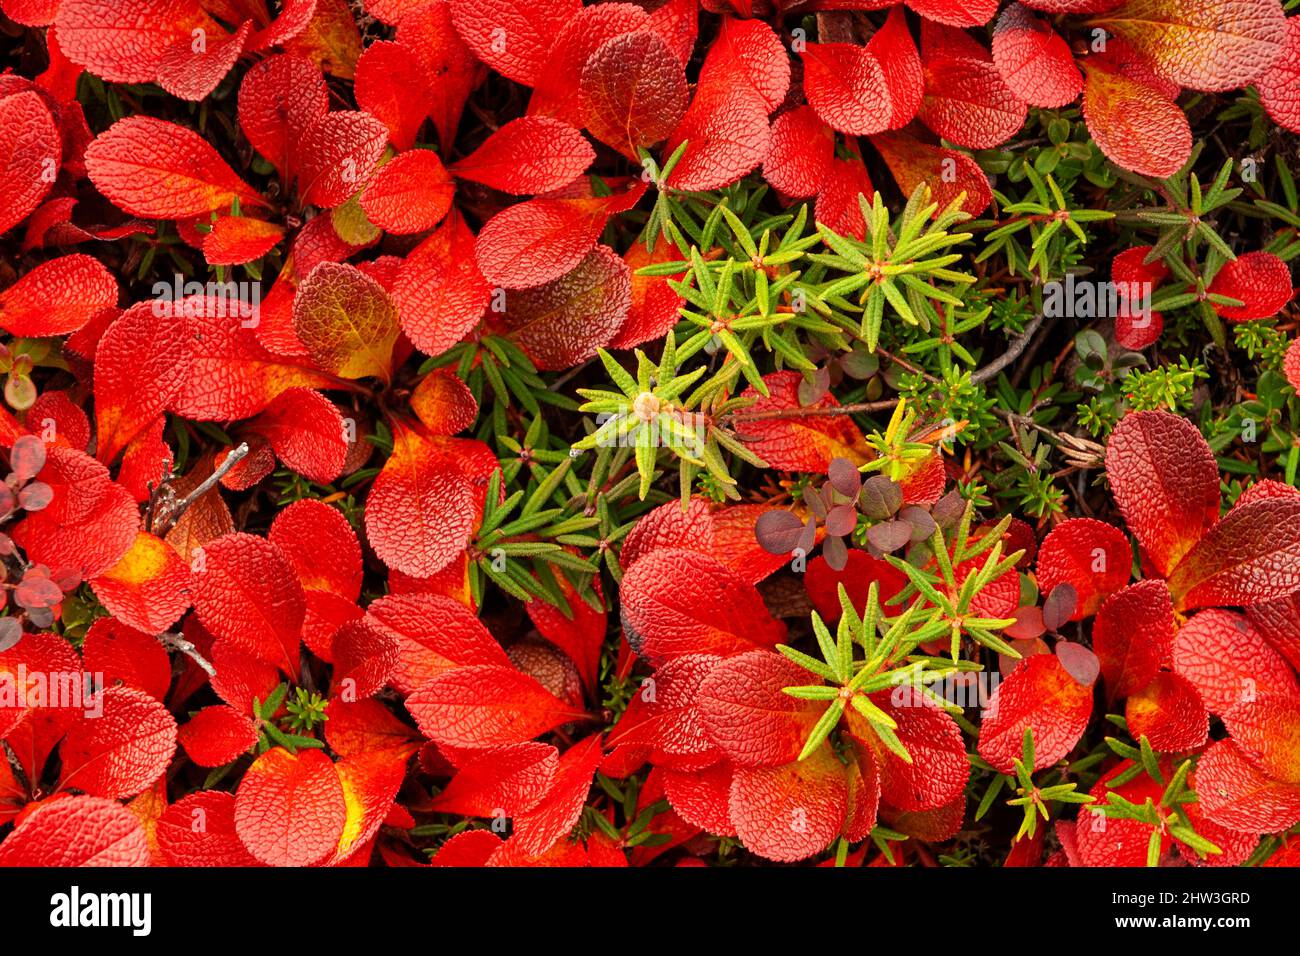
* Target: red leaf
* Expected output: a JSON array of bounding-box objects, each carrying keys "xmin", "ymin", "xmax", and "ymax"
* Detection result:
[
  {"xmin": 452, "ymin": 117, "xmax": 594, "ymax": 195},
  {"xmin": 1258, "ymin": 15, "xmax": 1300, "ymax": 133},
  {"xmin": 763, "ymin": 106, "xmax": 834, "ymax": 198},
  {"xmin": 364, "ymin": 423, "xmax": 475, "ymax": 578},
  {"xmin": 359, "ymin": 150, "xmax": 454, "ymax": 235},
  {"xmin": 331, "ymin": 618, "xmax": 400, "ymax": 700},
  {"xmin": 325, "ymin": 698, "xmax": 420, "ymax": 758},
  {"xmin": 1, "ymin": 0, "xmax": 60, "ymax": 26},
  {"xmin": 619, "ymin": 549, "xmax": 787, "ymax": 664},
  {"xmin": 526, "ymin": 576, "xmax": 607, "ymax": 693},
  {"xmin": 157, "ymin": 791, "xmax": 261, "ymax": 866},
  {"xmin": 580, "ymin": 31, "xmax": 689, "ymax": 157},
  {"xmin": 1112, "ymin": 245, "xmax": 1169, "ymax": 348},
  {"xmin": 1104, "ymin": 410, "xmax": 1221, "ymax": 577},
  {"xmin": 243, "ymin": 387, "xmax": 348, "ymax": 484},
  {"xmin": 55, "ymin": 0, "xmax": 205, "ymax": 83},
  {"xmin": 429, "ymin": 742, "xmax": 558, "ymax": 816},
  {"xmin": 295, "ymin": 111, "xmax": 388, "ymax": 209},
  {"xmin": 697, "ymin": 651, "xmax": 823, "ymax": 768},
  {"xmin": 1208, "ymin": 250, "xmax": 1294, "ymax": 322},
  {"xmin": 354, "ymin": 39, "xmax": 436, "ymax": 152},
  {"xmin": 157, "ymin": 20, "xmax": 251, "ymax": 101},
  {"xmin": 1223, "ymin": 694, "xmax": 1300, "ymax": 784},
  {"xmin": 978, "ymin": 654, "xmax": 1094, "ymax": 773},
  {"xmin": 0, "ymin": 795, "xmax": 149, "ymax": 866},
  {"xmin": 80, "ymin": 617, "xmax": 172, "ymax": 702},
  {"xmin": 405, "ymin": 664, "xmax": 587, "ymax": 748},
  {"xmin": 282, "ymin": 0, "xmax": 363, "ymax": 80},
  {"xmin": 0, "ymin": 631, "xmax": 81, "ymax": 739},
  {"xmin": 1075, "ymin": 763, "xmax": 1166, "ymax": 865},
  {"xmin": 0, "ymin": 254, "xmax": 116, "ymax": 337},
  {"xmin": 172, "ymin": 299, "xmax": 335, "ymax": 420},
  {"xmin": 859, "ymin": 691, "xmax": 970, "ymax": 811},
  {"xmin": 805, "ymin": 551, "xmax": 908, "ymax": 621},
  {"xmin": 94, "ymin": 299, "xmax": 192, "ymax": 463},
  {"xmin": 366, "ymin": 592, "xmax": 511, "ymax": 694},
  {"xmin": 1166, "ymin": 497, "xmax": 1300, "ymax": 609},
  {"xmin": 430, "ymin": 829, "xmax": 503, "ymax": 866},
  {"xmin": 89, "ymin": 531, "xmax": 193, "ymax": 634},
  {"xmin": 662, "ymin": 763, "xmax": 735, "ymax": 836},
  {"xmin": 1172, "ymin": 608, "xmax": 1299, "ymax": 714},
  {"xmin": 269, "ymin": 498, "xmax": 362, "ymax": 599},
  {"xmin": 394, "ymin": 0, "xmax": 484, "ymax": 150},
  {"xmin": 234, "ymin": 747, "xmax": 347, "ymax": 866},
  {"xmin": 620, "ymin": 497, "xmax": 715, "ymax": 572},
  {"xmin": 60, "ymin": 686, "xmax": 178, "ymax": 799},
  {"xmin": 1196, "ymin": 738, "xmax": 1300, "ymax": 833},
  {"xmin": 475, "ymin": 180, "xmax": 646, "ymax": 290},
  {"xmin": 802, "ymin": 42, "xmax": 892, "ymax": 136},
  {"xmin": 1081, "ymin": 53, "xmax": 1194, "ymax": 179},
  {"xmin": 867, "ymin": 5, "xmax": 923, "ymax": 129},
  {"xmin": 10, "ymin": 445, "xmax": 139, "ymax": 579},
  {"xmin": 664, "ymin": 18, "xmax": 788, "ymax": 191},
  {"xmin": 509, "ymin": 735, "xmax": 602, "ymax": 855},
  {"xmin": 736, "ymin": 371, "xmax": 871, "ymax": 472},
  {"xmin": 1248, "ymin": 591, "xmax": 1300, "ymax": 672},
  {"xmin": 202, "ymin": 216, "xmax": 284, "ymax": 266},
  {"xmin": 992, "ymin": 3, "xmax": 1083, "ymax": 108},
  {"xmin": 85, "ymin": 116, "xmax": 265, "ymax": 219},
  {"xmin": 237, "ymin": 53, "xmax": 329, "ymax": 180},
  {"xmin": 496, "ymin": 244, "xmax": 631, "ymax": 370},
  {"xmin": 0, "ymin": 91, "xmax": 59, "ymax": 235},
  {"xmin": 411, "ymin": 369, "xmax": 478, "ymax": 436},
  {"xmin": 873, "ymin": 129, "xmax": 993, "ymax": 217},
  {"xmin": 393, "ymin": 210, "xmax": 491, "ymax": 355},
  {"xmin": 329, "ymin": 750, "xmax": 416, "ymax": 864},
  {"xmin": 729, "ymin": 744, "xmax": 847, "ymax": 862},
  {"xmin": 609, "ymin": 653, "xmax": 723, "ymax": 769},
  {"xmin": 1126, "ymin": 671, "xmax": 1208, "ymax": 751},
  {"xmin": 909, "ymin": 0, "xmax": 999, "ymax": 25},
  {"xmin": 448, "ymin": 0, "xmax": 582, "ymax": 85},
  {"xmin": 1035, "ymin": 518, "xmax": 1133, "ymax": 620},
  {"xmin": 815, "ymin": 152, "xmax": 876, "ymax": 239},
  {"xmin": 919, "ymin": 54, "xmax": 1028, "ymax": 149},
  {"xmin": 191, "ymin": 532, "xmax": 305, "ymax": 672},
  {"xmin": 1092, "ymin": 579, "xmax": 1175, "ymax": 700},
  {"xmin": 178, "ymin": 705, "xmax": 259, "ymax": 768},
  {"xmin": 608, "ymin": 239, "xmax": 687, "ymax": 350}
]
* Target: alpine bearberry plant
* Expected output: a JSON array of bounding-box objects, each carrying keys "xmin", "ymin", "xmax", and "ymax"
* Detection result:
[{"xmin": 0, "ymin": 0, "xmax": 1298, "ymax": 872}]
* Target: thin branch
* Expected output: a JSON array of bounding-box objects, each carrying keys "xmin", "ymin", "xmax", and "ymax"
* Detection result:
[
  {"xmin": 150, "ymin": 442, "xmax": 251, "ymax": 538},
  {"xmin": 159, "ymin": 631, "xmax": 216, "ymax": 677},
  {"xmin": 971, "ymin": 313, "xmax": 1045, "ymax": 385}
]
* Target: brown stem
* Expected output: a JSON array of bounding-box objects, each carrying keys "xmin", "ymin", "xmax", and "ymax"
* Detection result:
[{"xmin": 151, "ymin": 442, "xmax": 251, "ymax": 538}]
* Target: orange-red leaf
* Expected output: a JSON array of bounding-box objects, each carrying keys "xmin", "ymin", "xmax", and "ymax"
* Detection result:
[
  {"xmin": 0, "ymin": 254, "xmax": 116, "ymax": 337},
  {"xmin": 95, "ymin": 299, "xmax": 192, "ymax": 462},
  {"xmin": 191, "ymin": 532, "xmax": 305, "ymax": 672},
  {"xmin": 406, "ymin": 663, "xmax": 587, "ymax": 748},
  {"xmin": 59, "ymin": 685, "xmax": 178, "ymax": 799},
  {"xmin": 234, "ymin": 747, "xmax": 347, "ymax": 866},
  {"xmin": 90, "ymin": 531, "xmax": 193, "ymax": 634},
  {"xmin": 978, "ymin": 654, "xmax": 1094, "ymax": 773},
  {"xmin": 1104, "ymin": 410, "xmax": 1221, "ymax": 577},
  {"xmin": 452, "ymin": 117, "xmax": 593, "ymax": 195},
  {"xmin": 85, "ymin": 116, "xmax": 265, "ymax": 219},
  {"xmin": 364, "ymin": 423, "xmax": 475, "ymax": 578},
  {"xmin": 359, "ymin": 150, "xmax": 454, "ymax": 236},
  {"xmin": 619, "ymin": 549, "xmax": 787, "ymax": 664}
]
